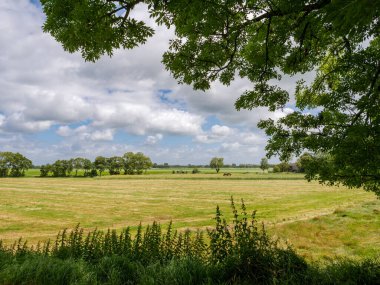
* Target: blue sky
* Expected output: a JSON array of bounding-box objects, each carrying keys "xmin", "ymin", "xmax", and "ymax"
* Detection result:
[{"xmin": 0, "ymin": 0, "xmax": 297, "ymax": 165}]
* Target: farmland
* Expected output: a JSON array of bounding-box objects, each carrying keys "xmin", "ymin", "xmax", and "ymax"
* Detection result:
[{"xmin": 0, "ymin": 172, "xmax": 379, "ymax": 261}]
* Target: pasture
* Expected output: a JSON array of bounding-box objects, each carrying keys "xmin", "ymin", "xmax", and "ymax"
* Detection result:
[{"xmin": 0, "ymin": 174, "xmax": 379, "ymax": 261}]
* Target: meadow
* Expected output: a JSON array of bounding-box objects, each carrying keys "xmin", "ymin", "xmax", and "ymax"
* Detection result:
[{"xmin": 0, "ymin": 170, "xmax": 379, "ymax": 261}]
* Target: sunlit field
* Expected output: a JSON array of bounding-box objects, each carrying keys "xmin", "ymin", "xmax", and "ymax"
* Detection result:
[{"xmin": 0, "ymin": 173, "xmax": 379, "ymax": 261}]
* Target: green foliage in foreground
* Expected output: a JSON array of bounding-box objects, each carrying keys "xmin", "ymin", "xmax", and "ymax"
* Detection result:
[{"xmin": 0, "ymin": 199, "xmax": 379, "ymax": 284}]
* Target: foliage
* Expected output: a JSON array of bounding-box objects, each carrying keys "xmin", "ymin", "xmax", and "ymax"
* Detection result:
[
  {"xmin": 40, "ymin": 0, "xmax": 380, "ymax": 195},
  {"xmin": 107, "ymin": 156, "xmax": 124, "ymax": 175},
  {"xmin": 123, "ymin": 152, "xmax": 153, "ymax": 175},
  {"xmin": 49, "ymin": 160, "xmax": 73, "ymax": 177},
  {"xmin": 0, "ymin": 152, "xmax": 32, "ymax": 177},
  {"xmin": 133, "ymin": 152, "xmax": 153, "ymax": 174},
  {"xmin": 39, "ymin": 153, "xmax": 153, "ymax": 177},
  {"xmin": 273, "ymin": 161, "xmax": 291, "ymax": 173},
  {"xmin": 71, "ymin": 157, "xmax": 85, "ymax": 176},
  {"xmin": 210, "ymin": 157, "xmax": 224, "ymax": 173},
  {"xmin": 94, "ymin": 156, "xmax": 108, "ymax": 177},
  {"xmin": 82, "ymin": 158, "xmax": 93, "ymax": 176},
  {"xmin": 296, "ymin": 153, "xmax": 314, "ymax": 173},
  {"xmin": 40, "ymin": 158, "xmax": 94, "ymax": 177},
  {"xmin": 260, "ymin": 158, "xmax": 269, "ymax": 172}
]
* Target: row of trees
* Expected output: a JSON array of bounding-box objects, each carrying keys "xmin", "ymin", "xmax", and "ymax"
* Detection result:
[
  {"xmin": 0, "ymin": 152, "xmax": 32, "ymax": 177},
  {"xmin": 40, "ymin": 152, "xmax": 152, "ymax": 177}
]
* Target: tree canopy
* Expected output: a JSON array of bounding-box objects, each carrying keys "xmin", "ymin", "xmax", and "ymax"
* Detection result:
[
  {"xmin": 40, "ymin": 0, "xmax": 380, "ymax": 195},
  {"xmin": 210, "ymin": 157, "xmax": 224, "ymax": 173},
  {"xmin": 0, "ymin": 152, "xmax": 32, "ymax": 177},
  {"xmin": 260, "ymin": 158, "xmax": 269, "ymax": 173}
]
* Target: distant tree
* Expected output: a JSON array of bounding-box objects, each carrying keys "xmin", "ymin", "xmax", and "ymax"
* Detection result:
[
  {"xmin": 210, "ymin": 157, "xmax": 224, "ymax": 173},
  {"xmin": 0, "ymin": 152, "xmax": 11, "ymax": 177},
  {"xmin": 123, "ymin": 152, "xmax": 152, "ymax": 175},
  {"xmin": 108, "ymin": 156, "xmax": 124, "ymax": 175},
  {"xmin": 51, "ymin": 160, "xmax": 67, "ymax": 177},
  {"xmin": 40, "ymin": 164, "xmax": 52, "ymax": 177},
  {"xmin": 296, "ymin": 153, "xmax": 314, "ymax": 173},
  {"xmin": 273, "ymin": 165, "xmax": 281, "ymax": 173},
  {"xmin": 278, "ymin": 161, "xmax": 291, "ymax": 173},
  {"xmin": 90, "ymin": 168, "xmax": 98, "ymax": 177},
  {"xmin": 60, "ymin": 159, "xmax": 73, "ymax": 176},
  {"xmin": 94, "ymin": 156, "xmax": 108, "ymax": 177},
  {"xmin": 134, "ymin": 152, "xmax": 153, "ymax": 174},
  {"xmin": 260, "ymin": 158, "xmax": 269, "ymax": 173},
  {"xmin": 297, "ymin": 152, "xmax": 356, "ymax": 186},
  {"xmin": 72, "ymin": 158, "xmax": 84, "ymax": 176},
  {"xmin": 0, "ymin": 152, "xmax": 32, "ymax": 177},
  {"xmin": 83, "ymin": 158, "xmax": 93, "ymax": 176},
  {"xmin": 123, "ymin": 152, "xmax": 136, "ymax": 175}
]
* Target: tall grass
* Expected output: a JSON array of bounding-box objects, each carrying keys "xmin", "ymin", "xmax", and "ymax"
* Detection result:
[{"xmin": 0, "ymin": 198, "xmax": 378, "ymax": 284}]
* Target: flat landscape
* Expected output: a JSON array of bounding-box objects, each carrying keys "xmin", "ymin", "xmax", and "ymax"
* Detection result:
[{"xmin": 1, "ymin": 171, "xmax": 379, "ymax": 261}]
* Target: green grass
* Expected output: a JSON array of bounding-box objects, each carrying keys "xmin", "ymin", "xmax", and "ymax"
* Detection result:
[
  {"xmin": 0, "ymin": 176, "xmax": 378, "ymax": 261},
  {"xmin": 25, "ymin": 168, "xmax": 302, "ymax": 179}
]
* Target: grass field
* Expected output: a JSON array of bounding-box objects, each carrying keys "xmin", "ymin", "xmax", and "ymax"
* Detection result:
[
  {"xmin": 25, "ymin": 167, "xmax": 305, "ymax": 179},
  {"xmin": 0, "ymin": 174, "xmax": 379, "ymax": 261}
]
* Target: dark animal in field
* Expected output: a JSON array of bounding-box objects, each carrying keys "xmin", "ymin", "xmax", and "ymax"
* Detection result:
[{"xmin": 223, "ymin": 173, "xmax": 232, "ymax": 176}]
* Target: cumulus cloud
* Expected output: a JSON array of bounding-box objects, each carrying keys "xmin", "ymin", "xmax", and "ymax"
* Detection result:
[
  {"xmin": 0, "ymin": 114, "xmax": 5, "ymax": 128},
  {"xmin": 1, "ymin": 113, "xmax": 53, "ymax": 133},
  {"xmin": 92, "ymin": 102, "xmax": 203, "ymax": 135},
  {"xmin": 90, "ymin": 129, "xmax": 115, "ymax": 141},
  {"xmin": 56, "ymin": 125, "xmax": 114, "ymax": 141},
  {"xmin": 145, "ymin": 134, "xmax": 163, "ymax": 145},
  {"xmin": 195, "ymin": 124, "xmax": 234, "ymax": 143}
]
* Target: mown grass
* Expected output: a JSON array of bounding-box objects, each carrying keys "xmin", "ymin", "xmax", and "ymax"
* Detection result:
[{"xmin": 0, "ymin": 176, "xmax": 378, "ymax": 261}]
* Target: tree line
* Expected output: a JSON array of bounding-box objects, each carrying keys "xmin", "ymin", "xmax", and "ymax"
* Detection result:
[
  {"xmin": 39, "ymin": 152, "xmax": 152, "ymax": 177},
  {"xmin": 0, "ymin": 152, "xmax": 32, "ymax": 177}
]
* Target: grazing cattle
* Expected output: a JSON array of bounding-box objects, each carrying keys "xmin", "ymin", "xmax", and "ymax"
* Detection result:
[{"xmin": 223, "ymin": 172, "xmax": 232, "ymax": 176}]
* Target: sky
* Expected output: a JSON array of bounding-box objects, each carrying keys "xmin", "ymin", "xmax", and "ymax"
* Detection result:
[{"xmin": 0, "ymin": 0, "xmax": 298, "ymax": 166}]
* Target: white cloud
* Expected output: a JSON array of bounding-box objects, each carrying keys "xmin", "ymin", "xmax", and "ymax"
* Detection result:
[
  {"xmin": 195, "ymin": 124, "xmax": 234, "ymax": 143},
  {"xmin": 0, "ymin": 114, "xmax": 5, "ymax": 128},
  {"xmin": 90, "ymin": 129, "xmax": 114, "ymax": 141},
  {"xmin": 220, "ymin": 142, "xmax": 242, "ymax": 152},
  {"xmin": 56, "ymin": 126, "xmax": 72, "ymax": 137},
  {"xmin": 56, "ymin": 125, "xmax": 114, "ymax": 141},
  {"xmin": 211, "ymin": 125, "xmax": 233, "ymax": 137},
  {"xmin": 145, "ymin": 134, "xmax": 163, "ymax": 145},
  {"xmin": 93, "ymin": 103, "xmax": 203, "ymax": 136},
  {"xmin": 1, "ymin": 113, "xmax": 53, "ymax": 133}
]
